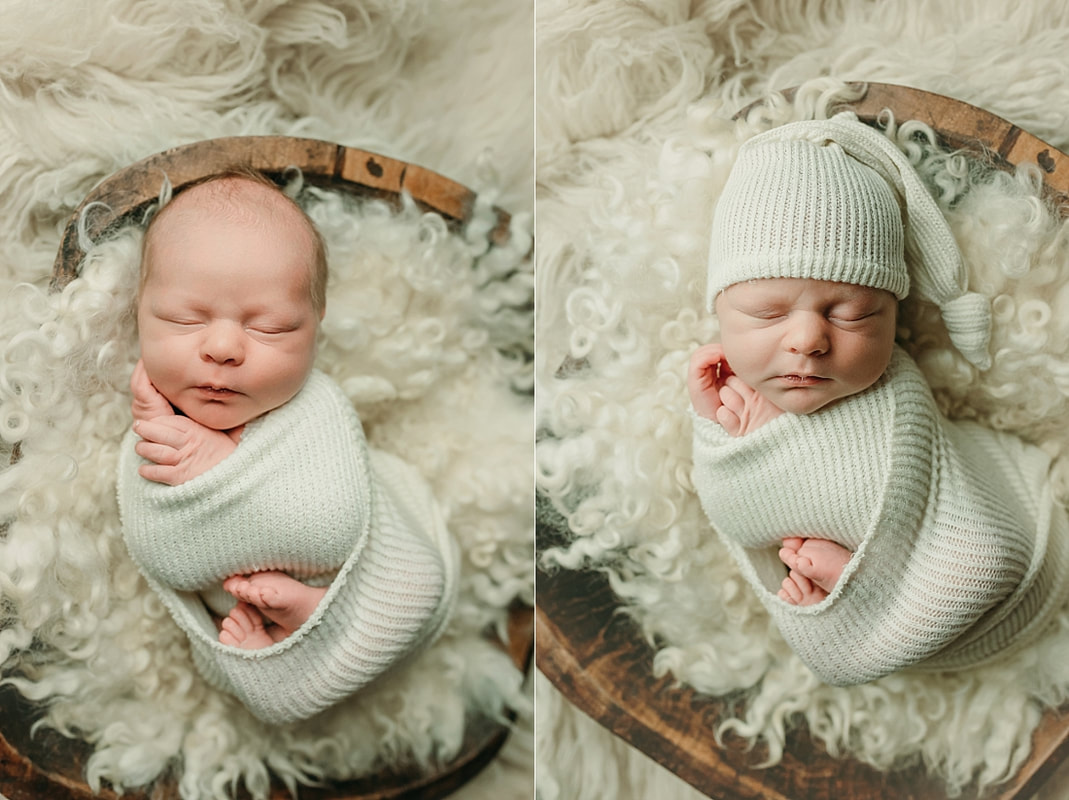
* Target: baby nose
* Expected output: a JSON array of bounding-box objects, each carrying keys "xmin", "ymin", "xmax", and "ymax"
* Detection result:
[
  {"xmin": 201, "ymin": 322, "xmax": 245, "ymax": 365},
  {"xmin": 785, "ymin": 314, "xmax": 830, "ymax": 355}
]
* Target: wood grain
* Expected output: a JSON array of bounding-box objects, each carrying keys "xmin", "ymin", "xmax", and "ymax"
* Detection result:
[{"xmin": 537, "ymin": 83, "xmax": 1069, "ymax": 800}]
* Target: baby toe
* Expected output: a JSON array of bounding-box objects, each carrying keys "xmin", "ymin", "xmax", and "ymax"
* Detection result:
[
  {"xmin": 779, "ymin": 578, "xmax": 800, "ymax": 605},
  {"xmin": 219, "ymin": 618, "xmax": 244, "ymax": 645}
]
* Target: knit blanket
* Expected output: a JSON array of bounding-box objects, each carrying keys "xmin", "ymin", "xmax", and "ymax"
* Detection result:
[
  {"xmin": 691, "ymin": 347, "xmax": 1069, "ymax": 685},
  {"xmin": 117, "ymin": 369, "xmax": 459, "ymax": 725}
]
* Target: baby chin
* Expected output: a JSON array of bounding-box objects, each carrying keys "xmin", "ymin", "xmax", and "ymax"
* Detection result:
[
  {"xmin": 179, "ymin": 396, "xmax": 257, "ymax": 431},
  {"xmin": 766, "ymin": 380, "xmax": 846, "ymax": 416}
]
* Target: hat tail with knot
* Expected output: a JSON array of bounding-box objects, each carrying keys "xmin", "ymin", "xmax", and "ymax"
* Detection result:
[{"xmin": 710, "ymin": 112, "xmax": 992, "ymax": 370}]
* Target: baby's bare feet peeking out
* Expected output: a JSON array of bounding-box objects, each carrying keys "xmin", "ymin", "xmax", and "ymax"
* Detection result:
[
  {"xmin": 219, "ymin": 602, "xmax": 279, "ymax": 649},
  {"xmin": 777, "ymin": 537, "xmax": 852, "ymax": 606},
  {"xmin": 222, "ymin": 571, "xmax": 328, "ymax": 644},
  {"xmin": 779, "ymin": 569, "xmax": 828, "ymax": 606}
]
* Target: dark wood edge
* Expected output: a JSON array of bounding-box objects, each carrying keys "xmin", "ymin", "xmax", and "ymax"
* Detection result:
[
  {"xmin": 1, "ymin": 603, "xmax": 532, "ymax": 800},
  {"xmin": 537, "ymin": 506, "xmax": 1069, "ymax": 799},
  {"xmin": 991, "ymin": 706, "xmax": 1069, "ymax": 799},
  {"xmin": 537, "ymin": 501, "xmax": 977, "ymax": 800},
  {"xmin": 51, "ymin": 135, "xmax": 515, "ymax": 290},
  {"xmin": 843, "ymin": 82, "xmax": 1069, "ymax": 198}
]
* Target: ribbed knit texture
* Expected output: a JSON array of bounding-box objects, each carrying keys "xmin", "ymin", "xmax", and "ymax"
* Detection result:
[
  {"xmin": 117, "ymin": 370, "xmax": 459, "ymax": 724},
  {"xmin": 691, "ymin": 347, "xmax": 1069, "ymax": 685},
  {"xmin": 707, "ymin": 113, "xmax": 992, "ymax": 370}
]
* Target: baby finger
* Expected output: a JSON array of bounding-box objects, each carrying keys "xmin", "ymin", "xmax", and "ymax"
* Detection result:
[
  {"xmin": 137, "ymin": 463, "xmax": 181, "ymax": 485},
  {"xmin": 723, "ymin": 374, "xmax": 756, "ymax": 399},
  {"xmin": 134, "ymin": 439, "xmax": 181, "ymax": 466},
  {"xmin": 134, "ymin": 418, "xmax": 189, "ymax": 449},
  {"xmin": 718, "ymin": 382, "xmax": 746, "ymax": 415}
]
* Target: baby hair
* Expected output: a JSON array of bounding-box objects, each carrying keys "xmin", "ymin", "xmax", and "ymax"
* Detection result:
[{"xmin": 139, "ymin": 166, "xmax": 329, "ymax": 316}]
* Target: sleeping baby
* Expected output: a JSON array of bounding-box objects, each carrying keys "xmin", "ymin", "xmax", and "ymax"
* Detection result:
[
  {"xmin": 117, "ymin": 170, "xmax": 459, "ymax": 724},
  {"xmin": 688, "ymin": 114, "xmax": 1069, "ymax": 686}
]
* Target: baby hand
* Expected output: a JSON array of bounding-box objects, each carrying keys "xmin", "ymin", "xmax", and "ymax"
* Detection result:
[
  {"xmin": 688, "ymin": 343, "xmax": 732, "ymax": 421},
  {"xmin": 134, "ymin": 415, "xmax": 237, "ymax": 485},
  {"xmin": 130, "ymin": 359, "xmax": 174, "ymax": 423},
  {"xmin": 716, "ymin": 375, "xmax": 783, "ymax": 436}
]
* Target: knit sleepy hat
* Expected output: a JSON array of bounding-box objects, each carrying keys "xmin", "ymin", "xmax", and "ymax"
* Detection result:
[{"xmin": 707, "ymin": 112, "xmax": 992, "ymax": 370}]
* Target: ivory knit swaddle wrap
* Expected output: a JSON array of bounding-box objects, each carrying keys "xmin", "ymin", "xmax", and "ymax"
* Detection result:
[
  {"xmin": 117, "ymin": 370, "xmax": 459, "ymax": 724},
  {"xmin": 692, "ymin": 347, "xmax": 1069, "ymax": 686}
]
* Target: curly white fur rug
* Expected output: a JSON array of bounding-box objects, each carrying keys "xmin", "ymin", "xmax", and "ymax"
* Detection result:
[
  {"xmin": 537, "ymin": 2, "xmax": 1069, "ymax": 799},
  {"xmin": 0, "ymin": 2, "xmax": 532, "ymax": 799}
]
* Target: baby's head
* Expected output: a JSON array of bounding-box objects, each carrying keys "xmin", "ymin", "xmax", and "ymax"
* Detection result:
[
  {"xmin": 706, "ymin": 114, "xmax": 992, "ymax": 414},
  {"xmin": 714, "ymin": 278, "xmax": 897, "ymax": 415},
  {"xmin": 137, "ymin": 170, "xmax": 328, "ymax": 431}
]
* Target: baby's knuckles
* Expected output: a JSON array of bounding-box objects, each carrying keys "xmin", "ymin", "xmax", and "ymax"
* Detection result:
[{"xmin": 137, "ymin": 416, "xmax": 237, "ymax": 485}]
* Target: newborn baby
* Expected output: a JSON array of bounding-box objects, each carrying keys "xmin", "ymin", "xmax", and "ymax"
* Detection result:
[
  {"xmin": 117, "ymin": 171, "xmax": 459, "ymax": 723},
  {"xmin": 688, "ymin": 115, "xmax": 1069, "ymax": 686},
  {"xmin": 690, "ymin": 277, "xmax": 894, "ymax": 606}
]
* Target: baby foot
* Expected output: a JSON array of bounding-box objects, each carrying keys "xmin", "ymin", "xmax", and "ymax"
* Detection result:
[
  {"xmin": 223, "ymin": 571, "xmax": 327, "ymax": 636},
  {"xmin": 777, "ymin": 537, "xmax": 853, "ymax": 606},
  {"xmin": 218, "ymin": 602, "xmax": 278, "ymax": 649},
  {"xmin": 778, "ymin": 569, "xmax": 828, "ymax": 606}
]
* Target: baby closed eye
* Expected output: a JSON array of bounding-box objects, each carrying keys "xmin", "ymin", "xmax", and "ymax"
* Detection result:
[
  {"xmin": 830, "ymin": 312, "xmax": 875, "ymax": 324},
  {"xmin": 741, "ymin": 307, "xmax": 789, "ymax": 322},
  {"xmin": 164, "ymin": 318, "xmax": 204, "ymax": 328},
  {"xmin": 246, "ymin": 323, "xmax": 300, "ymax": 336}
]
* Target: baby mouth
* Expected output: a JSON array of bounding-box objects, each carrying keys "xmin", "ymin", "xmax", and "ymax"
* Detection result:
[
  {"xmin": 778, "ymin": 374, "xmax": 828, "ymax": 386},
  {"xmin": 197, "ymin": 385, "xmax": 238, "ymax": 397}
]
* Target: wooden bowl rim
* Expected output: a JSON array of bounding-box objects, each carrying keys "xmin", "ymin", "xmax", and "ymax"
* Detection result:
[{"xmin": 51, "ymin": 134, "xmax": 515, "ymax": 290}]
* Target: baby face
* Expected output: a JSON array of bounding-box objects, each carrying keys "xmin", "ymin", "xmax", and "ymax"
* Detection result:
[
  {"xmin": 138, "ymin": 186, "xmax": 322, "ymax": 431},
  {"xmin": 715, "ymin": 278, "xmax": 897, "ymax": 415}
]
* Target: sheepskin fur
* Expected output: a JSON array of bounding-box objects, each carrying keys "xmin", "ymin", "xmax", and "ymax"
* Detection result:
[
  {"xmin": 0, "ymin": 2, "xmax": 533, "ymax": 799},
  {"xmin": 536, "ymin": 2, "xmax": 1069, "ymax": 799}
]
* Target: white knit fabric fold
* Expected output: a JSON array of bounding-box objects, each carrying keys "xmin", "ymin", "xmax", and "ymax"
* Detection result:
[
  {"xmin": 691, "ymin": 348, "xmax": 1069, "ymax": 685},
  {"xmin": 117, "ymin": 370, "xmax": 459, "ymax": 724}
]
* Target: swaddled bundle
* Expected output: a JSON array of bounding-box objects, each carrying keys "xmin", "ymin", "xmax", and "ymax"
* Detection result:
[
  {"xmin": 692, "ymin": 346, "xmax": 1069, "ymax": 685},
  {"xmin": 691, "ymin": 114, "xmax": 1069, "ymax": 686},
  {"xmin": 118, "ymin": 370, "xmax": 460, "ymax": 724}
]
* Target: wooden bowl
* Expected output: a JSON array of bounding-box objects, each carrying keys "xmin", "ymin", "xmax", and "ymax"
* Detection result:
[
  {"xmin": 1, "ymin": 136, "xmax": 532, "ymax": 800},
  {"xmin": 536, "ymin": 82, "xmax": 1069, "ymax": 800}
]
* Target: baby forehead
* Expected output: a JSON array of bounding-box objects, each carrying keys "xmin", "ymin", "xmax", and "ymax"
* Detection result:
[{"xmin": 726, "ymin": 278, "xmax": 894, "ymax": 305}]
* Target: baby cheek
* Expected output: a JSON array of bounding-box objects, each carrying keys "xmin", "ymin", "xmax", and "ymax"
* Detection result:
[
  {"xmin": 139, "ymin": 339, "xmax": 186, "ymax": 400},
  {"xmin": 849, "ymin": 336, "xmax": 895, "ymax": 389},
  {"xmin": 719, "ymin": 336, "xmax": 765, "ymax": 384}
]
